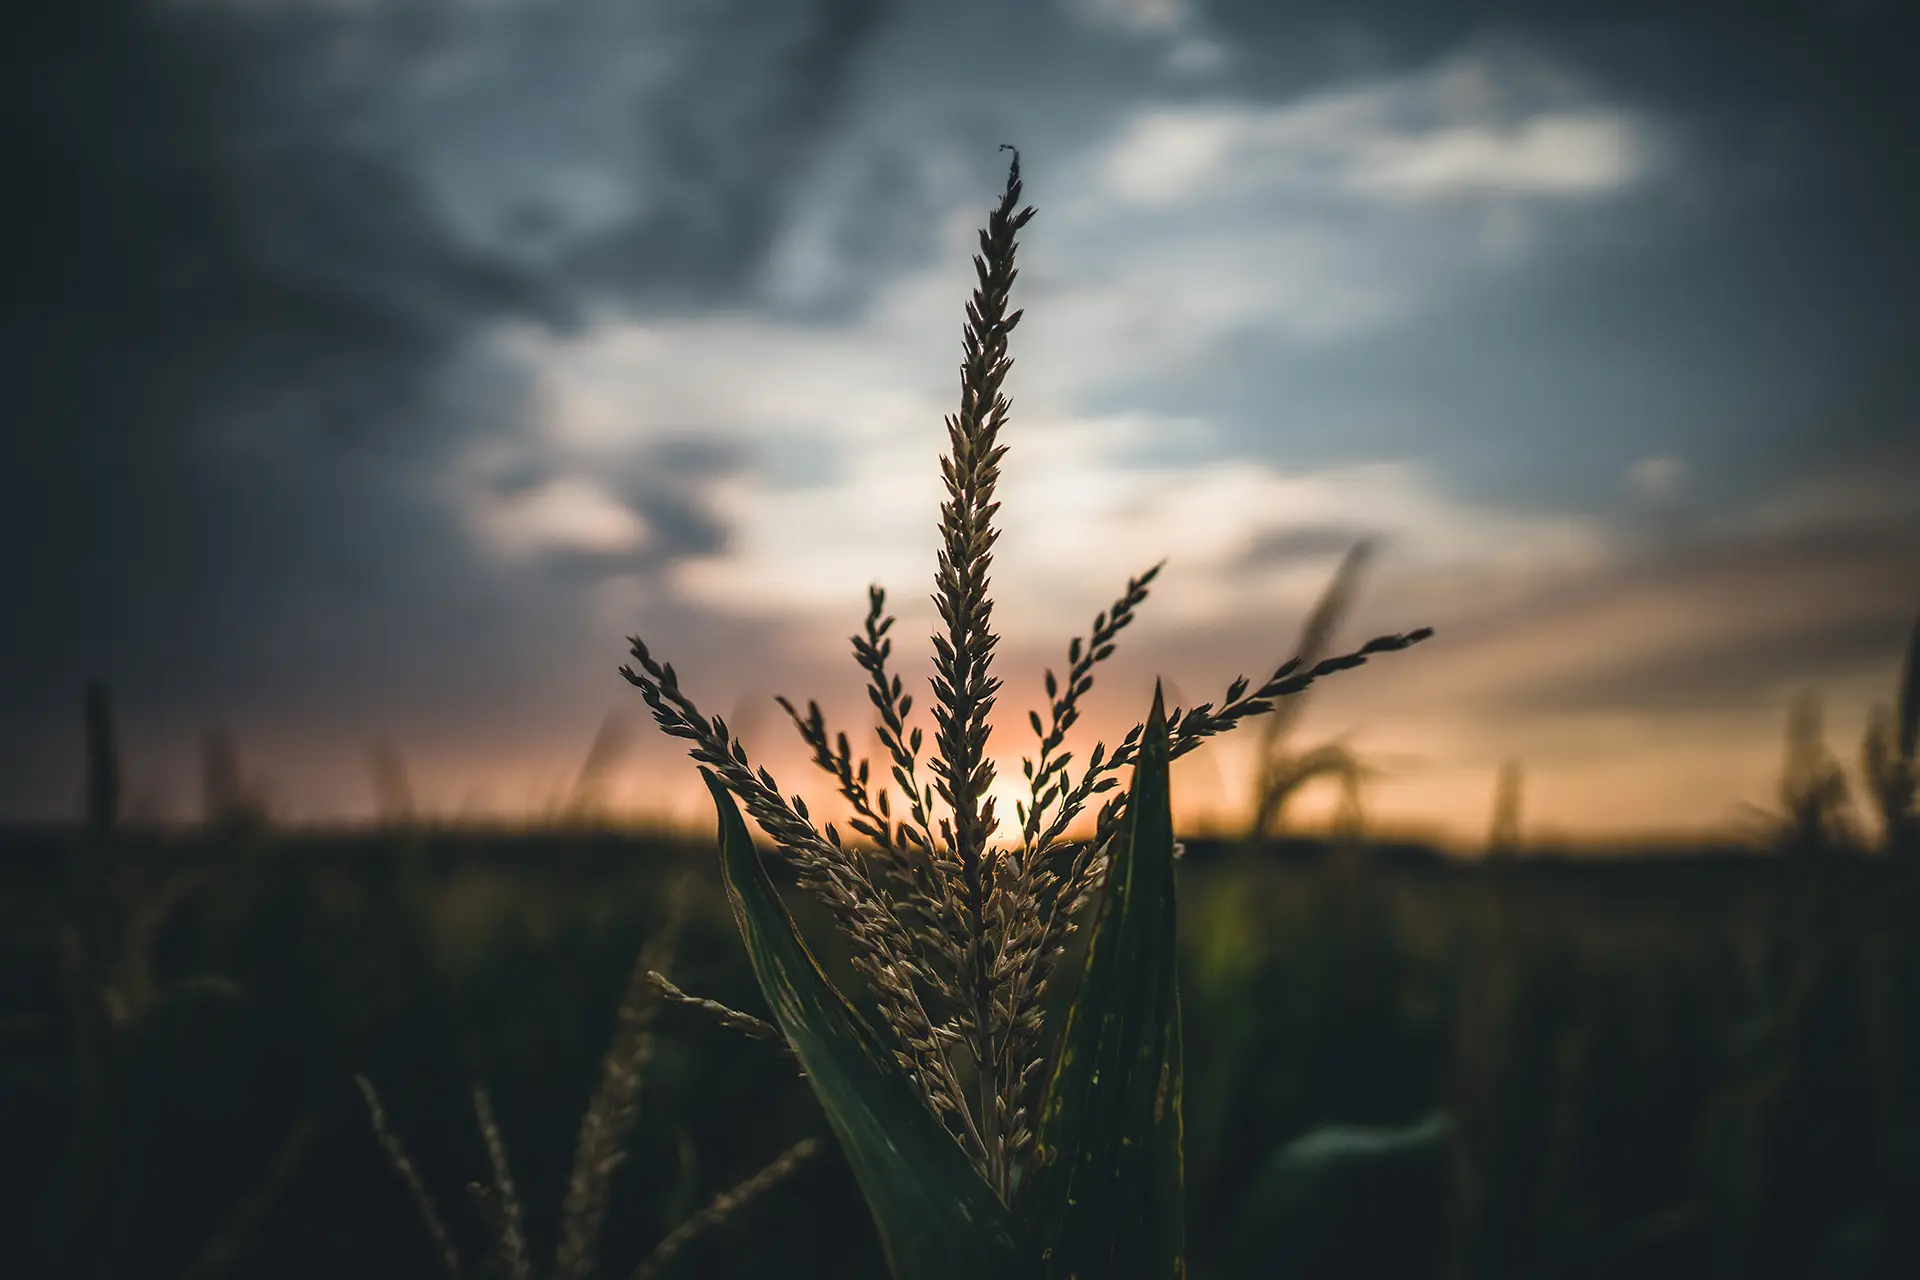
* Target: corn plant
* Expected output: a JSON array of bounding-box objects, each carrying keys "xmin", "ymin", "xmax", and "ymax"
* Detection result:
[{"xmin": 620, "ymin": 148, "xmax": 1431, "ymax": 1279}]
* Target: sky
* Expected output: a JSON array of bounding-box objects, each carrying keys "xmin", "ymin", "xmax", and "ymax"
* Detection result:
[{"xmin": 4, "ymin": 0, "xmax": 1917, "ymax": 849}]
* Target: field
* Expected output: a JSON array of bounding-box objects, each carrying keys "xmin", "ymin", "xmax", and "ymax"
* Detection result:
[{"xmin": 5, "ymin": 819, "xmax": 1914, "ymax": 1280}]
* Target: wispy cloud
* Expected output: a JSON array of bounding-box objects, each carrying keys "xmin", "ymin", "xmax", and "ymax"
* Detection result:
[
  {"xmin": 1097, "ymin": 45, "xmax": 1655, "ymax": 208},
  {"xmin": 1061, "ymin": 0, "xmax": 1227, "ymax": 76},
  {"xmin": 1063, "ymin": 0, "xmax": 1194, "ymax": 34},
  {"xmin": 468, "ymin": 475, "xmax": 652, "ymax": 561},
  {"xmin": 1626, "ymin": 455, "xmax": 1689, "ymax": 505}
]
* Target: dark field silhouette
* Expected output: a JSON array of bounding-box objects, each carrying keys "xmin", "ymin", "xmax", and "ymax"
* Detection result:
[{"xmin": 5, "ymin": 806, "xmax": 1914, "ymax": 1279}]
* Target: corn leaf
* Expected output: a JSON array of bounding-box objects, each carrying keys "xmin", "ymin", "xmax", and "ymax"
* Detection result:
[
  {"xmin": 701, "ymin": 770, "xmax": 1039, "ymax": 1279},
  {"xmin": 1029, "ymin": 682, "xmax": 1186, "ymax": 1279}
]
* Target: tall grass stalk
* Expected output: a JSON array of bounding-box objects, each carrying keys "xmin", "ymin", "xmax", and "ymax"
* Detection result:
[
  {"xmin": 358, "ymin": 874, "xmax": 816, "ymax": 1279},
  {"xmin": 1241, "ymin": 540, "xmax": 1379, "ymax": 847},
  {"xmin": 54, "ymin": 685, "xmax": 312, "ymax": 1280},
  {"xmin": 84, "ymin": 680, "xmax": 121, "ymax": 841},
  {"xmin": 1861, "ymin": 614, "xmax": 1919, "ymax": 858}
]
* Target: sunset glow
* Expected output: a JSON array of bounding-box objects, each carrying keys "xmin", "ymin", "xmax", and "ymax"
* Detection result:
[{"xmin": 5, "ymin": 1, "xmax": 1914, "ymax": 854}]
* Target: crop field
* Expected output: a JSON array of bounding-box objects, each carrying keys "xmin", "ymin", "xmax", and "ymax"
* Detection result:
[{"xmin": 5, "ymin": 815, "xmax": 1914, "ymax": 1280}]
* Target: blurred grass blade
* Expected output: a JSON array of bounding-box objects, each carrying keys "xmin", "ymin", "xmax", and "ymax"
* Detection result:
[
  {"xmin": 1222, "ymin": 1112, "xmax": 1453, "ymax": 1279},
  {"xmin": 1031, "ymin": 682, "xmax": 1185, "ymax": 1280},
  {"xmin": 700, "ymin": 770, "xmax": 1038, "ymax": 1280}
]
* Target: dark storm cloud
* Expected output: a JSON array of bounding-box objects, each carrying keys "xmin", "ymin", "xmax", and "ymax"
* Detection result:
[
  {"xmin": 483, "ymin": 457, "xmax": 556, "ymax": 501},
  {"xmin": 1466, "ymin": 499, "xmax": 1920, "ymax": 717},
  {"xmin": 3, "ymin": 2, "xmax": 556, "ymax": 705},
  {"xmin": 1100, "ymin": 0, "xmax": 1920, "ymax": 514},
  {"xmin": 755, "ymin": 141, "xmax": 959, "ymax": 326},
  {"xmin": 533, "ymin": 433, "xmax": 746, "ymax": 580},
  {"xmin": 464, "ymin": 429, "xmax": 744, "ymax": 571},
  {"xmin": 618, "ymin": 436, "xmax": 749, "ymax": 566},
  {"xmin": 1502, "ymin": 612, "xmax": 1907, "ymax": 717},
  {"xmin": 0, "ymin": 0, "xmax": 896, "ymax": 816},
  {"xmin": 633, "ymin": 433, "xmax": 745, "ymax": 485},
  {"xmin": 562, "ymin": 0, "xmax": 893, "ymax": 304}
]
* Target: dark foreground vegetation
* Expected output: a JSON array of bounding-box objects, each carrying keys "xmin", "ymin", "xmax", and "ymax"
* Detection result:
[{"xmin": 4, "ymin": 817, "xmax": 1914, "ymax": 1280}]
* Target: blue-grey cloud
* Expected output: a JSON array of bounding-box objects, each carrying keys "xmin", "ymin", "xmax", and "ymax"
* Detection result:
[
  {"xmin": 0, "ymin": 0, "xmax": 898, "ymax": 815},
  {"xmin": 3, "ymin": 0, "xmax": 1915, "ymax": 831}
]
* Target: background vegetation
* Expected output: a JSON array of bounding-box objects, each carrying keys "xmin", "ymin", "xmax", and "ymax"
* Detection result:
[{"xmin": 4, "ymin": 648, "xmax": 1916, "ymax": 1279}]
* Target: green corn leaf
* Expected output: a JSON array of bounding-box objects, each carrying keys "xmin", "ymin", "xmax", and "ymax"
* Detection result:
[
  {"xmin": 1030, "ymin": 681, "xmax": 1186, "ymax": 1280},
  {"xmin": 700, "ymin": 770, "xmax": 1039, "ymax": 1280}
]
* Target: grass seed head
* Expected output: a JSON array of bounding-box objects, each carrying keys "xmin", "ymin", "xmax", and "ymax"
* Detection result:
[{"xmin": 620, "ymin": 148, "xmax": 1431, "ymax": 1202}]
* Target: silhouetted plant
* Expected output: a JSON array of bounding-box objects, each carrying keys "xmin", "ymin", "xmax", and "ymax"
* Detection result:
[
  {"xmin": 200, "ymin": 726, "xmax": 270, "ymax": 833},
  {"xmin": 358, "ymin": 876, "xmax": 817, "ymax": 1280},
  {"xmin": 1487, "ymin": 759, "xmax": 1524, "ymax": 860},
  {"xmin": 1860, "ymin": 615, "xmax": 1919, "ymax": 859},
  {"xmin": 369, "ymin": 737, "xmax": 418, "ymax": 827},
  {"xmin": 565, "ymin": 712, "xmax": 636, "ymax": 828},
  {"xmin": 1737, "ymin": 692, "xmax": 1860, "ymax": 858},
  {"xmin": 620, "ymin": 148, "xmax": 1430, "ymax": 1278},
  {"xmin": 84, "ymin": 680, "xmax": 121, "ymax": 842},
  {"xmin": 1242, "ymin": 540, "xmax": 1384, "ymax": 847},
  {"xmin": 54, "ymin": 690, "xmax": 313, "ymax": 1279}
]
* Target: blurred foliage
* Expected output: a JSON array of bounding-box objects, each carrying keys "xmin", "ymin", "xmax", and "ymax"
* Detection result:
[
  {"xmin": 4, "ymin": 819, "xmax": 1914, "ymax": 1280},
  {"xmin": 1242, "ymin": 541, "xmax": 1382, "ymax": 845}
]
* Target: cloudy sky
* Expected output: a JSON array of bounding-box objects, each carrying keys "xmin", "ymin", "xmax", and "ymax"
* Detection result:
[{"xmin": 6, "ymin": 0, "xmax": 1916, "ymax": 847}]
